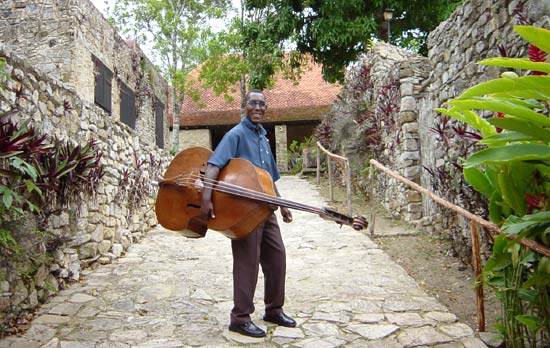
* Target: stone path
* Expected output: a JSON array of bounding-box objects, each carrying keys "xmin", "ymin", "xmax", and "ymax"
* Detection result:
[{"xmin": 0, "ymin": 176, "xmax": 487, "ymax": 348}]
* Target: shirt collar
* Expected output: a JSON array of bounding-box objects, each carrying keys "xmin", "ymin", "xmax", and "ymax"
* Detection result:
[{"xmin": 241, "ymin": 116, "xmax": 266, "ymax": 136}]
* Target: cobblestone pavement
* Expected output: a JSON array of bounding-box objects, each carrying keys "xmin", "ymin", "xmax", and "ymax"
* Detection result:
[{"xmin": 0, "ymin": 176, "xmax": 487, "ymax": 348}]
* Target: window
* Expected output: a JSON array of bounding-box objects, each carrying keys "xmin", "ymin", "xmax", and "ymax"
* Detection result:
[
  {"xmin": 92, "ymin": 55, "xmax": 112, "ymax": 113},
  {"xmin": 120, "ymin": 83, "xmax": 136, "ymax": 129},
  {"xmin": 154, "ymin": 98, "xmax": 165, "ymax": 149}
]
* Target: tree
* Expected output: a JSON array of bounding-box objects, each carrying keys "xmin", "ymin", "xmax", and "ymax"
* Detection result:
[
  {"xmin": 110, "ymin": 0, "xmax": 230, "ymax": 153},
  {"xmin": 242, "ymin": 0, "xmax": 464, "ymax": 83},
  {"xmin": 196, "ymin": 0, "xmax": 307, "ymax": 110}
]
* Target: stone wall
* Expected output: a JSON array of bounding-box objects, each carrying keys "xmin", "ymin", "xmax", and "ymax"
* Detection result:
[
  {"xmin": 179, "ymin": 129, "xmax": 212, "ymax": 150},
  {"xmin": 0, "ymin": 0, "xmax": 169, "ymax": 145},
  {"xmin": 324, "ymin": 43, "xmax": 430, "ymax": 220},
  {"xmin": 418, "ymin": 0, "xmax": 550, "ymax": 257},
  {"xmin": 323, "ymin": 0, "xmax": 549, "ymax": 262},
  {"xmin": 0, "ymin": 0, "xmax": 171, "ymax": 328}
]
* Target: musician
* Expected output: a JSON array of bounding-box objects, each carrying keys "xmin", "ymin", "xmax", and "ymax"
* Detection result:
[{"xmin": 200, "ymin": 89, "xmax": 296, "ymax": 338}]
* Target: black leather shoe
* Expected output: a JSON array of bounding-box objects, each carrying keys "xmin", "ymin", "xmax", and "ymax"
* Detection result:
[
  {"xmin": 229, "ymin": 321, "xmax": 266, "ymax": 338},
  {"xmin": 263, "ymin": 312, "xmax": 297, "ymax": 327}
]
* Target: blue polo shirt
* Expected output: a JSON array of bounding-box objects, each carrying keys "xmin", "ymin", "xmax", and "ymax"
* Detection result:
[{"xmin": 208, "ymin": 117, "xmax": 280, "ymax": 182}]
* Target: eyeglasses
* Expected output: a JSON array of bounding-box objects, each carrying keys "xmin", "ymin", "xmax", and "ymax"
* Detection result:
[{"xmin": 247, "ymin": 100, "xmax": 266, "ymax": 108}]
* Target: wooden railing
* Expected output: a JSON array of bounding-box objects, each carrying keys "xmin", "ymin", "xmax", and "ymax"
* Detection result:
[
  {"xmin": 368, "ymin": 158, "xmax": 550, "ymax": 332},
  {"xmin": 315, "ymin": 142, "xmax": 353, "ymax": 215}
]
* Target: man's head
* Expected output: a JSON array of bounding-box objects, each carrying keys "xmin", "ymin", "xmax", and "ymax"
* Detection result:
[{"xmin": 245, "ymin": 89, "xmax": 267, "ymax": 125}]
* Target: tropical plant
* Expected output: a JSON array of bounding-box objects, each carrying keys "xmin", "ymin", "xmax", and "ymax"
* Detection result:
[
  {"xmin": 0, "ymin": 111, "xmax": 104, "ymax": 255},
  {"xmin": 436, "ymin": 25, "xmax": 550, "ymax": 348},
  {"xmin": 0, "ymin": 57, "xmax": 6, "ymax": 84},
  {"xmin": 288, "ymin": 135, "xmax": 316, "ymax": 174},
  {"xmin": 115, "ymin": 151, "xmax": 164, "ymax": 217}
]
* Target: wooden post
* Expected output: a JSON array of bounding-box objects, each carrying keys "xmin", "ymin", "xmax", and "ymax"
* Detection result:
[
  {"xmin": 368, "ymin": 162, "xmax": 375, "ymax": 239},
  {"xmin": 328, "ymin": 157, "xmax": 333, "ymax": 203},
  {"xmin": 316, "ymin": 143, "xmax": 320, "ymax": 185},
  {"xmin": 470, "ymin": 221, "xmax": 485, "ymax": 332},
  {"xmin": 346, "ymin": 162, "xmax": 352, "ymax": 216}
]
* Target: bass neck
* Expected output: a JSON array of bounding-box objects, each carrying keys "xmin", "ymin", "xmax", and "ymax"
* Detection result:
[{"xmin": 212, "ymin": 180, "xmax": 367, "ymax": 231}]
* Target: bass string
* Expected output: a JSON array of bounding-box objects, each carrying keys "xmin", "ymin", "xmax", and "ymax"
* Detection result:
[
  {"xmin": 178, "ymin": 173, "xmax": 329, "ymax": 217},
  {"xmin": 188, "ymin": 174, "xmax": 325, "ymax": 215},
  {"xmin": 163, "ymin": 174, "xmax": 356, "ymax": 226}
]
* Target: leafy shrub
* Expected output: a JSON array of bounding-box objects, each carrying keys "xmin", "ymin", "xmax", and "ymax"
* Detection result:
[
  {"xmin": 436, "ymin": 25, "xmax": 550, "ymax": 348},
  {"xmin": 0, "ymin": 111, "xmax": 104, "ymax": 255},
  {"xmin": 115, "ymin": 151, "xmax": 164, "ymax": 217},
  {"xmin": 287, "ymin": 135, "xmax": 316, "ymax": 174}
]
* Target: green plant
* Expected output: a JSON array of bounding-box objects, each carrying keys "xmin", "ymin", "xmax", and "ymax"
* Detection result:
[
  {"xmin": 0, "ymin": 57, "xmax": 7, "ymax": 87},
  {"xmin": 36, "ymin": 137, "xmax": 104, "ymax": 215},
  {"xmin": 115, "ymin": 151, "xmax": 164, "ymax": 217},
  {"xmin": 436, "ymin": 25, "xmax": 550, "ymax": 348},
  {"xmin": 288, "ymin": 135, "xmax": 316, "ymax": 174},
  {"xmin": 0, "ymin": 111, "xmax": 104, "ymax": 256}
]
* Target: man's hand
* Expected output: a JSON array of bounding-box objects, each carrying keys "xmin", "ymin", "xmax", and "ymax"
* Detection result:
[
  {"xmin": 200, "ymin": 164, "xmax": 220, "ymax": 221},
  {"xmin": 200, "ymin": 200, "xmax": 215, "ymax": 220},
  {"xmin": 281, "ymin": 207, "xmax": 292, "ymax": 223}
]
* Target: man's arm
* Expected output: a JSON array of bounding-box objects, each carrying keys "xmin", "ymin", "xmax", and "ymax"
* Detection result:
[{"xmin": 200, "ymin": 163, "xmax": 220, "ymax": 220}]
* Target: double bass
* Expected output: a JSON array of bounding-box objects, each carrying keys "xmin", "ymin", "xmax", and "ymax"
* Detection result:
[{"xmin": 155, "ymin": 147, "xmax": 367, "ymax": 239}]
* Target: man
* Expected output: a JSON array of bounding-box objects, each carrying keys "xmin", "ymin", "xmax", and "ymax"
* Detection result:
[{"xmin": 200, "ymin": 89, "xmax": 296, "ymax": 338}]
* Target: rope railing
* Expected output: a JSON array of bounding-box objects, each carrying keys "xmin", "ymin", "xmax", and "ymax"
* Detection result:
[
  {"xmin": 315, "ymin": 142, "xmax": 353, "ymax": 216},
  {"xmin": 368, "ymin": 158, "xmax": 550, "ymax": 332}
]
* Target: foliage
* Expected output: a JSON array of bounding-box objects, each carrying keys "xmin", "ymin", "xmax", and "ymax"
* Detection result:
[
  {"xmin": 287, "ymin": 135, "xmax": 316, "ymax": 174},
  {"xmin": 0, "ymin": 112, "xmax": 104, "ymax": 256},
  {"xmin": 0, "ymin": 57, "xmax": 6, "ymax": 85},
  {"xmin": 109, "ymin": 0, "xmax": 230, "ymax": 152},
  {"xmin": 314, "ymin": 113, "xmax": 335, "ymax": 148},
  {"xmin": 436, "ymin": 25, "xmax": 550, "ymax": 347},
  {"xmin": 115, "ymin": 151, "xmax": 164, "ymax": 217},
  {"xmin": 243, "ymin": 0, "xmax": 463, "ymax": 83},
  {"xmin": 194, "ymin": 27, "xmax": 249, "ymax": 105},
  {"xmin": 317, "ymin": 63, "xmax": 400, "ymax": 161},
  {"xmin": 197, "ymin": 2, "xmax": 308, "ymax": 108}
]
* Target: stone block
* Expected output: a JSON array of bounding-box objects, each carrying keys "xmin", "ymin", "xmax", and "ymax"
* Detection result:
[
  {"xmin": 403, "ymin": 166, "xmax": 420, "ymax": 178},
  {"xmin": 400, "ymin": 151, "xmax": 420, "ymax": 162},
  {"xmin": 399, "ymin": 111, "xmax": 416, "ymax": 124},
  {"xmin": 33, "ymin": 265, "xmax": 49, "ymax": 288},
  {"xmin": 68, "ymin": 233, "xmax": 91, "ymax": 248},
  {"xmin": 98, "ymin": 240, "xmax": 112, "ymax": 254},
  {"xmin": 104, "ymin": 227, "xmax": 115, "ymax": 239},
  {"xmin": 91, "ymin": 225, "xmax": 104, "ymax": 242},
  {"xmin": 400, "ymin": 96, "xmax": 416, "ymax": 112},
  {"xmin": 0, "ymin": 281, "xmax": 9, "ymax": 293},
  {"xmin": 400, "ymin": 81, "xmax": 414, "ymax": 96},
  {"xmin": 402, "ymin": 122, "xmax": 419, "ymax": 133},
  {"xmin": 406, "ymin": 191, "xmax": 422, "ymax": 202},
  {"xmin": 402, "ymin": 139, "xmax": 418, "ymax": 151},
  {"xmin": 112, "ymin": 243, "xmax": 123, "ymax": 257},
  {"xmin": 407, "ymin": 202, "xmax": 423, "ymax": 213},
  {"xmin": 79, "ymin": 242, "xmax": 98, "ymax": 259}
]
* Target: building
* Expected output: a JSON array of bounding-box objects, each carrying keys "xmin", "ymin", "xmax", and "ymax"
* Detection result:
[
  {"xmin": 0, "ymin": 0, "xmax": 168, "ymax": 149},
  {"xmin": 174, "ymin": 58, "xmax": 341, "ymax": 171}
]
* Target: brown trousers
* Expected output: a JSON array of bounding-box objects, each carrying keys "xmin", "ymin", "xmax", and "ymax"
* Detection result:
[{"xmin": 230, "ymin": 213, "xmax": 286, "ymax": 325}]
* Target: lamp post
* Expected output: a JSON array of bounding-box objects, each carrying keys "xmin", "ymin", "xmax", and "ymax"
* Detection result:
[{"xmin": 383, "ymin": 8, "xmax": 394, "ymax": 42}]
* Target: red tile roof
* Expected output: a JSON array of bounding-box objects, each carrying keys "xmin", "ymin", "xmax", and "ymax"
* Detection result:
[{"xmin": 174, "ymin": 58, "xmax": 341, "ymax": 127}]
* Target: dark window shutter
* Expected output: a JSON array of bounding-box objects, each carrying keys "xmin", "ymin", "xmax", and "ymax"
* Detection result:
[
  {"xmin": 155, "ymin": 98, "xmax": 165, "ymax": 149},
  {"xmin": 92, "ymin": 55, "xmax": 113, "ymax": 113},
  {"xmin": 120, "ymin": 83, "xmax": 136, "ymax": 129},
  {"xmin": 94, "ymin": 70, "xmax": 103, "ymax": 106},
  {"xmin": 103, "ymin": 69, "xmax": 112, "ymax": 113}
]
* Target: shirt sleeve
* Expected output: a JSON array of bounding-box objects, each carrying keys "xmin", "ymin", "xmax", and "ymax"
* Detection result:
[{"xmin": 207, "ymin": 131, "xmax": 239, "ymax": 169}]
